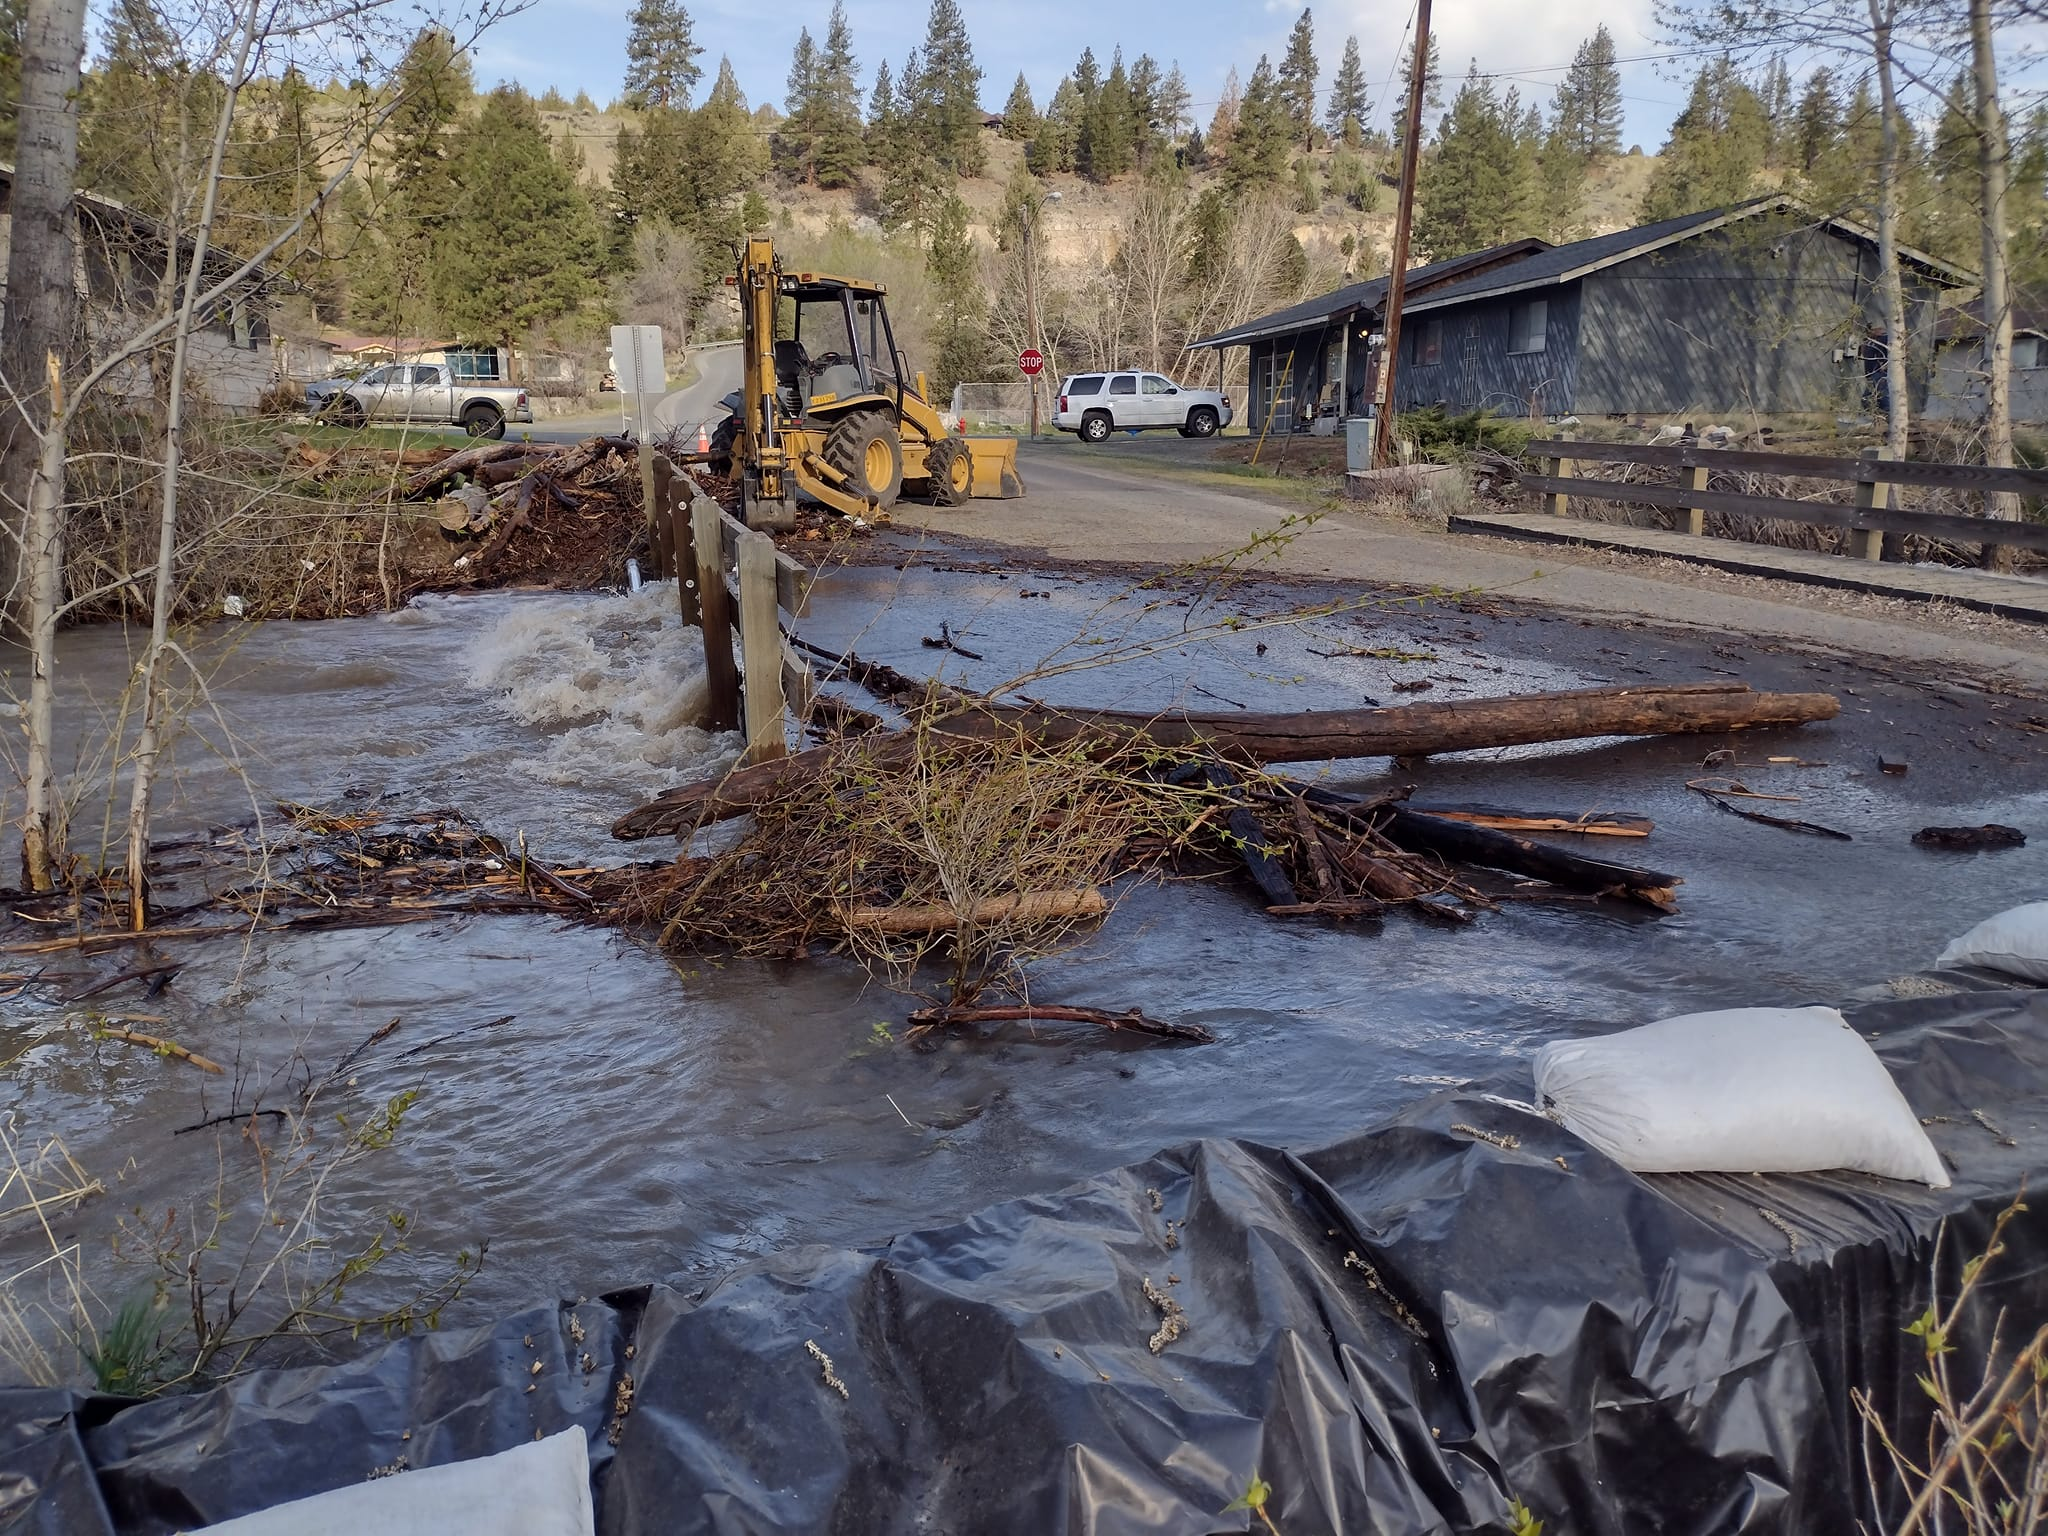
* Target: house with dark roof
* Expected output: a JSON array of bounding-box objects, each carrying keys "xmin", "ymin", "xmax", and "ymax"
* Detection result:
[
  {"xmin": 1927, "ymin": 297, "xmax": 2048, "ymax": 425},
  {"xmin": 1196, "ymin": 199, "xmax": 1974, "ymax": 433},
  {"xmin": 1189, "ymin": 239, "xmax": 1550, "ymax": 435}
]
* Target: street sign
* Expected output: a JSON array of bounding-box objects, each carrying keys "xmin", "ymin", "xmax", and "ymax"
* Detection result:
[
  {"xmin": 610, "ymin": 324, "xmax": 667, "ymax": 398},
  {"xmin": 1018, "ymin": 349, "xmax": 1044, "ymax": 376}
]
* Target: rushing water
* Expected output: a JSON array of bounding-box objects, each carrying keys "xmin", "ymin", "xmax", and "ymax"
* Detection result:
[{"xmin": 3, "ymin": 556, "xmax": 2045, "ymax": 1377}]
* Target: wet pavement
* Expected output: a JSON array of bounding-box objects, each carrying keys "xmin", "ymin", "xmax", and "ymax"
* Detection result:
[{"xmin": 3, "ymin": 546, "xmax": 2045, "ymax": 1375}]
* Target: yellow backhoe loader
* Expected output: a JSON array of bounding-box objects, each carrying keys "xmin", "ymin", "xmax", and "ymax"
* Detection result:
[{"xmin": 709, "ymin": 234, "xmax": 1024, "ymax": 529}]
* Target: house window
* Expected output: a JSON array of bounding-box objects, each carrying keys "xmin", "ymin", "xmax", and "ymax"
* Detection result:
[
  {"xmin": 1508, "ymin": 299, "xmax": 1548, "ymax": 355},
  {"xmin": 1416, "ymin": 318, "xmax": 1443, "ymax": 366},
  {"xmin": 2017, "ymin": 335, "xmax": 2045, "ymax": 370}
]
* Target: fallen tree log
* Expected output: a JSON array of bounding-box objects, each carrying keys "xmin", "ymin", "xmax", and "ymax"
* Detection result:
[
  {"xmin": 401, "ymin": 442, "xmax": 530, "ymax": 499},
  {"xmin": 613, "ymin": 682, "xmax": 1839, "ymax": 840},
  {"xmin": 904, "ymin": 1003, "xmax": 1214, "ymax": 1044},
  {"xmin": 1376, "ymin": 806, "xmax": 1682, "ymax": 911},
  {"xmin": 840, "ymin": 888, "xmax": 1107, "ymax": 934}
]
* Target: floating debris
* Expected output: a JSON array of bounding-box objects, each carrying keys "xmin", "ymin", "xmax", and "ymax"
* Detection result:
[{"xmin": 806, "ymin": 1339, "xmax": 849, "ymax": 1400}]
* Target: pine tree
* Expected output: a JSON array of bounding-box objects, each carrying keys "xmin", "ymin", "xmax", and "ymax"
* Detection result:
[
  {"xmin": 437, "ymin": 88, "xmax": 603, "ymax": 357},
  {"xmin": 1415, "ymin": 71, "xmax": 1533, "ymax": 258},
  {"xmin": 1292, "ymin": 154, "xmax": 1320, "ymax": 213},
  {"xmin": 1224, "ymin": 55, "xmax": 1288, "ymax": 194},
  {"xmin": 612, "ymin": 55, "xmax": 764, "ymax": 276},
  {"xmin": 1326, "ymin": 36, "xmax": 1369, "ymax": 146},
  {"xmin": 1081, "ymin": 49, "xmax": 1135, "ymax": 180},
  {"xmin": 926, "ymin": 192, "xmax": 990, "ymax": 391},
  {"xmin": 1157, "ymin": 64, "xmax": 1192, "ymax": 142},
  {"xmin": 1276, "ymin": 7, "xmax": 1319, "ymax": 150},
  {"xmin": 1759, "ymin": 57, "xmax": 1793, "ymax": 167},
  {"xmin": 913, "ymin": 0, "xmax": 984, "ymax": 177},
  {"xmin": 1549, "ymin": 25, "xmax": 1622, "ymax": 160},
  {"xmin": 1028, "ymin": 76, "xmax": 1081, "ymax": 173},
  {"xmin": 1074, "ymin": 47, "xmax": 1101, "ymax": 103},
  {"xmin": 866, "ymin": 57, "xmax": 896, "ymax": 165},
  {"xmin": 343, "ymin": 28, "xmax": 473, "ymax": 332},
  {"xmin": 1128, "ymin": 54, "xmax": 1163, "ymax": 165},
  {"xmin": 1539, "ymin": 120, "xmax": 1587, "ymax": 241},
  {"xmin": 1810, "ymin": 76, "xmax": 1879, "ymax": 216},
  {"xmin": 812, "ymin": 2, "xmax": 863, "ymax": 189},
  {"xmin": 1208, "ymin": 67, "xmax": 1240, "ymax": 154},
  {"xmin": 881, "ymin": 48, "xmax": 947, "ymax": 232},
  {"xmin": 1388, "ymin": 35, "xmax": 1443, "ymax": 162},
  {"xmin": 777, "ymin": 28, "xmax": 820, "ymax": 183},
  {"xmin": 1002, "ymin": 72, "xmax": 1039, "ymax": 141},
  {"xmin": 1638, "ymin": 58, "xmax": 1769, "ymax": 221},
  {"xmin": 2011, "ymin": 106, "xmax": 2048, "ymax": 293},
  {"xmin": 623, "ymin": 0, "xmax": 702, "ymax": 110},
  {"xmin": 1793, "ymin": 67, "xmax": 1841, "ymax": 173}
]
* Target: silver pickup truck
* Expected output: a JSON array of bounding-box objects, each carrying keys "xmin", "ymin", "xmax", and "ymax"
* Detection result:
[{"xmin": 311, "ymin": 363, "xmax": 533, "ymax": 439}]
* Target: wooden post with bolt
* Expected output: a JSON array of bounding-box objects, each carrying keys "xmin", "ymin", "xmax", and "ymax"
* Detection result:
[
  {"xmin": 1543, "ymin": 429, "xmax": 1573, "ymax": 517},
  {"xmin": 1853, "ymin": 446, "xmax": 1892, "ymax": 561},
  {"xmin": 693, "ymin": 494, "xmax": 740, "ymax": 730},
  {"xmin": 737, "ymin": 529, "xmax": 788, "ymax": 763}
]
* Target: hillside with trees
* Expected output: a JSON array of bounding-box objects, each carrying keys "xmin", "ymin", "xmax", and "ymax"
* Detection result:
[{"xmin": 13, "ymin": 0, "xmax": 2044, "ymax": 403}]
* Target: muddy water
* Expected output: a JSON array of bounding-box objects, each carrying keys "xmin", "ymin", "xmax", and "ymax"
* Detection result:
[{"xmin": 4, "ymin": 557, "xmax": 2047, "ymax": 1370}]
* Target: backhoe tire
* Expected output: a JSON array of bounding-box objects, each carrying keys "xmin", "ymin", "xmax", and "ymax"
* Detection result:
[
  {"xmin": 926, "ymin": 436, "xmax": 971, "ymax": 507},
  {"xmin": 823, "ymin": 408, "xmax": 903, "ymax": 509},
  {"xmin": 708, "ymin": 417, "xmax": 738, "ymax": 479}
]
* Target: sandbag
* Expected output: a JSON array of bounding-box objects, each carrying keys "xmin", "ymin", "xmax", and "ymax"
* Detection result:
[
  {"xmin": 196, "ymin": 1427, "xmax": 593, "ymax": 1536},
  {"xmin": 1533, "ymin": 1005, "xmax": 1950, "ymax": 1186},
  {"xmin": 1937, "ymin": 902, "xmax": 2048, "ymax": 983}
]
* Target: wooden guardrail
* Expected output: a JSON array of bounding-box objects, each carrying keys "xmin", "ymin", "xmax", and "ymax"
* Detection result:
[
  {"xmin": 679, "ymin": 479, "xmax": 814, "ymax": 764},
  {"xmin": 1521, "ymin": 438, "xmax": 2048, "ymax": 564}
]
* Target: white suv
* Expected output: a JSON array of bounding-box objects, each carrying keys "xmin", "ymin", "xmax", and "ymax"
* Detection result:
[{"xmin": 1054, "ymin": 371, "xmax": 1233, "ymax": 443}]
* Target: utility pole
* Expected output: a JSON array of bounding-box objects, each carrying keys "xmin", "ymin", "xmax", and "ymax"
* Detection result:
[
  {"xmin": 1022, "ymin": 189, "xmax": 1060, "ymax": 438},
  {"xmin": 1375, "ymin": 0, "xmax": 1432, "ymax": 471}
]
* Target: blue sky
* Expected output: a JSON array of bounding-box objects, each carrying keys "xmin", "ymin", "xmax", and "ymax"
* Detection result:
[{"xmin": 469, "ymin": 0, "xmax": 2048, "ymax": 150}]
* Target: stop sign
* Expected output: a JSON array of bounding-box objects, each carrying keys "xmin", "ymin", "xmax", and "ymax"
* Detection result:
[{"xmin": 1018, "ymin": 349, "xmax": 1045, "ymax": 376}]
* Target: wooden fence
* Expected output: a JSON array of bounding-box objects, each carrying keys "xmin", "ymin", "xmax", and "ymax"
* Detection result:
[
  {"xmin": 639, "ymin": 453, "xmax": 817, "ymax": 764},
  {"xmin": 1520, "ymin": 439, "xmax": 2048, "ymax": 564}
]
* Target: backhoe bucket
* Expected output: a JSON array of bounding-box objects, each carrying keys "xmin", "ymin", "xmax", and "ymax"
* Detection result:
[{"xmin": 965, "ymin": 437, "xmax": 1025, "ymax": 499}]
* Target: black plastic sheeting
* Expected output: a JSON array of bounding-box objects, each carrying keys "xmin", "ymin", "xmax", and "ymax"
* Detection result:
[{"xmin": 7, "ymin": 986, "xmax": 2048, "ymax": 1535}]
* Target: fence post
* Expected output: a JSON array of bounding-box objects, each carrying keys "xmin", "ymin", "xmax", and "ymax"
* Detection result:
[
  {"xmin": 692, "ymin": 496, "xmax": 740, "ymax": 731},
  {"xmin": 1681, "ymin": 455, "xmax": 1708, "ymax": 538},
  {"xmin": 669, "ymin": 466, "xmax": 700, "ymax": 624},
  {"xmin": 1542, "ymin": 429, "xmax": 1572, "ymax": 516},
  {"xmin": 1852, "ymin": 446, "xmax": 1891, "ymax": 562},
  {"xmin": 737, "ymin": 529, "xmax": 788, "ymax": 764}
]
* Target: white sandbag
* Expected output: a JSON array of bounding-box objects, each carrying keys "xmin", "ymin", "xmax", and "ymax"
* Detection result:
[
  {"xmin": 1532, "ymin": 1005, "xmax": 1949, "ymax": 1187},
  {"xmin": 197, "ymin": 1426, "xmax": 593, "ymax": 1536},
  {"xmin": 1937, "ymin": 902, "xmax": 2048, "ymax": 983}
]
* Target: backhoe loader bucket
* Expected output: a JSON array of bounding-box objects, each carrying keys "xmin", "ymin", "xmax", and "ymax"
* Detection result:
[{"xmin": 965, "ymin": 437, "xmax": 1025, "ymax": 499}]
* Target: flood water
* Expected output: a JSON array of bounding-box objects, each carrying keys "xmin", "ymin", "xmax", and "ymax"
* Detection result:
[{"xmin": 4, "ymin": 549, "xmax": 2046, "ymax": 1376}]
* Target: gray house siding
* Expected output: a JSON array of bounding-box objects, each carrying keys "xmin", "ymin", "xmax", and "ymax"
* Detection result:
[
  {"xmin": 1247, "ymin": 320, "xmax": 1368, "ymax": 433},
  {"xmin": 1927, "ymin": 338, "xmax": 2048, "ymax": 425},
  {"xmin": 1571, "ymin": 223, "xmax": 1944, "ymax": 416},
  {"xmin": 1395, "ymin": 285, "xmax": 1581, "ymax": 417}
]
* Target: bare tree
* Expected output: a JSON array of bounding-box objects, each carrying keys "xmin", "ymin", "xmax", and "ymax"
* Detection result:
[
  {"xmin": 1968, "ymin": 0, "xmax": 2020, "ymax": 559},
  {"xmin": 4, "ymin": 0, "xmax": 523, "ymax": 894},
  {"xmin": 1118, "ymin": 179, "xmax": 1193, "ymax": 374},
  {"xmin": 622, "ymin": 218, "xmax": 702, "ymax": 354}
]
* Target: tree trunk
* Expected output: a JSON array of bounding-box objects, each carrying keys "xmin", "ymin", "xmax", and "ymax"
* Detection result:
[
  {"xmin": 1969, "ymin": 0, "xmax": 2020, "ymax": 566},
  {"xmin": 19, "ymin": 387, "xmax": 68, "ymax": 890},
  {"xmin": 613, "ymin": 682, "xmax": 1842, "ymax": 838},
  {"xmin": 1867, "ymin": 0, "xmax": 1911, "ymax": 467},
  {"xmin": 123, "ymin": 0, "xmax": 262, "ymax": 929},
  {"xmin": 0, "ymin": 0, "xmax": 87, "ymax": 639}
]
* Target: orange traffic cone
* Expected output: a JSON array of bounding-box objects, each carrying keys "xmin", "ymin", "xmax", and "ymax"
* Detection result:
[{"xmin": 696, "ymin": 422, "xmax": 710, "ymax": 454}]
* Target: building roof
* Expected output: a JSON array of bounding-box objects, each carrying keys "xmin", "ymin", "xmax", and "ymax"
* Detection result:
[
  {"xmin": 1935, "ymin": 295, "xmax": 2048, "ymax": 344},
  {"xmin": 1404, "ymin": 197, "xmax": 1974, "ymax": 315},
  {"xmin": 1188, "ymin": 238, "xmax": 1551, "ymax": 350},
  {"xmin": 0, "ymin": 160, "xmax": 276, "ymax": 289}
]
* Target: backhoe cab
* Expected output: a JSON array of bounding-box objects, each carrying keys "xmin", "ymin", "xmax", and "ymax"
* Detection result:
[{"xmin": 711, "ymin": 235, "xmax": 1023, "ymax": 529}]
